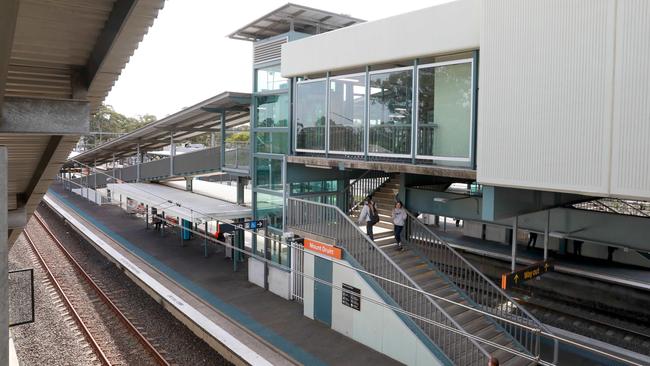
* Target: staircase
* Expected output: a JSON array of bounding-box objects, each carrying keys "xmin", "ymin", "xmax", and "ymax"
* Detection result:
[
  {"xmin": 289, "ymin": 175, "xmax": 551, "ymax": 365},
  {"xmin": 352, "ymin": 176, "xmax": 544, "ymax": 365}
]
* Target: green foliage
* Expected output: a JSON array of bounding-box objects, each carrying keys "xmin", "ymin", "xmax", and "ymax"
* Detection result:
[
  {"xmin": 85, "ymin": 104, "xmax": 157, "ymax": 148},
  {"xmin": 225, "ymin": 131, "xmax": 250, "ymax": 143}
]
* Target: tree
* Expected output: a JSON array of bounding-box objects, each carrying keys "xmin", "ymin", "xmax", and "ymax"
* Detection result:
[{"xmin": 83, "ymin": 104, "xmax": 157, "ymax": 150}]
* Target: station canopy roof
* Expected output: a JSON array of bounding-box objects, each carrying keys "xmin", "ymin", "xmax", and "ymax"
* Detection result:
[
  {"xmin": 108, "ymin": 182, "xmax": 252, "ymax": 223},
  {"xmin": 229, "ymin": 3, "xmax": 365, "ymax": 41},
  {"xmin": 1, "ymin": 0, "xmax": 164, "ymax": 245},
  {"xmin": 69, "ymin": 91, "xmax": 251, "ymax": 166}
]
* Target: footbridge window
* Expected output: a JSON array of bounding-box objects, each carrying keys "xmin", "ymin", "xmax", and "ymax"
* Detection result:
[
  {"xmin": 291, "ymin": 51, "xmax": 477, "ymax": 168},
  {"xmin": 368, "ymin": 67, "xmax": 413, "ymax": 156},
  {"xmin": 295, "ymin": 79, "xmax": 327, "ymax": 151},
  {"xmin": 329, "ymin": 74, "xmax": 366, "ymax": 154},
  {"xmin": 416, "ymin": 59, "xmax": 473, "ymax": 162}
]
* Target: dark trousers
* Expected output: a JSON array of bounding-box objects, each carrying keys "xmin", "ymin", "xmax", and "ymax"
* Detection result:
[
  {"xmin": 366, "ymin": 223, "xmax": 374, "ymax": 240},
  {"xmin": 394, "ymin": 225, "xmax": 404, "ymax": 245}
]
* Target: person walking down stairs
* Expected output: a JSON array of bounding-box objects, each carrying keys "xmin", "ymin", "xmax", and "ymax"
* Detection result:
[
  {"xmin": 358, "ymin": 195, "xmax": 379, "ymax": 241},
  {"xmin": 392, "ymin": 201, "xmax": 407, "ymax": 251}
]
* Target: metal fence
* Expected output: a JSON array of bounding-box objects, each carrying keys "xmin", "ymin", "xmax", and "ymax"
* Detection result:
[
  {"xmin": 291, "ymin": 239, "xmax": 304, "ymax": 303},
  {"xmin": 404, "ymin": 211, "xmax": 554, "ymax": 362},
  {"xmin": 287, "ymin": 197, "xmax": 490, "ymax": 365}
]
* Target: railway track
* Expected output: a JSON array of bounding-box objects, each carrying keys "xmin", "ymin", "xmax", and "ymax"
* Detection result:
[
  {"xmin": 512, "ymin": 292, "xmax": 650, "ymax": 356},
  {"xmin": 25, "ymin": 212, "xmax": 173, "ymax": 366}
]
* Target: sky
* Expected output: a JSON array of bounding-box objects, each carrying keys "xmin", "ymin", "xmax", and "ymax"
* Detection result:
[{"xmin": 104, "ymin": 0, "xmax": 447, "ymax": 119}]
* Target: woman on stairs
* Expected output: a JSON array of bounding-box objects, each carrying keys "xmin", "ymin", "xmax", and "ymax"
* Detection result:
[
  {"xmin": 392, "ymin": 201, "xmax": 407, "ymax": 251},
  {"xmin": 358, "ymin": 195, "xmax": 379, "ymax": 241}
]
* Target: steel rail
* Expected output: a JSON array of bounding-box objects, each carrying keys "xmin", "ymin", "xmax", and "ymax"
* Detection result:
[
  {"xmin": 23, "ymin": 230, "xmax": 112, "ymax": 366},
  {"xmin": 31, "ymin": 212, "xmax": 171, "ymax": 366}
]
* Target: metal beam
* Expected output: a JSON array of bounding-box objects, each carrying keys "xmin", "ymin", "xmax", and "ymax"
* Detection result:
[
  {"xmin": 22, "ymin": 136, "xmax": 64, "ymax": 202},
  {"xmin": 1, "ymin": 97, "xmax": 89, "ymax": 134},
  {"xmin": 85, "ymin": 0, "xmax": 138, "ymax": 87},
  {"xmin": 0, "ymin": 0, "xmax": 19, "ymax": 115}
]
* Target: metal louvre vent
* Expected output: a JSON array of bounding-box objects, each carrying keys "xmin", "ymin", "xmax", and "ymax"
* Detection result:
[{"xmin": 253, "ymin": 37, "xmax": 287, "ymax": 64}]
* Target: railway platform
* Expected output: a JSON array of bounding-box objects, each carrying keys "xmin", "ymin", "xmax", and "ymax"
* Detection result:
[
  {"xmin": 44, "ymin": 182, "xmax": 400, "ymax": 366},
  {"xmin": 431, "ymin": 224, "xmax": 650, "ymax": 291}
]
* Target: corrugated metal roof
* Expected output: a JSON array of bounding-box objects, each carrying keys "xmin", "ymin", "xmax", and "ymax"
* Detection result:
[
  {"xmin": 108, "ymin": 182, "xmax": 252, "ymax": 222},
  {"xmin": 1, "ymin": 0, "xmax": 165, "ymax": 245},
  {"xmin": 229, "ymin": 3, "xmax": 364, "ymax": 42},
  {"xmin": 6, "ymin": 0, "xmax": 164, "ymax": 111},
  {"xmin": 71, "ymin": 91, "xmax": 251, "ymax": 165}
]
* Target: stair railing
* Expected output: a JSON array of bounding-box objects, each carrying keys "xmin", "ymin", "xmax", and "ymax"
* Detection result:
[
  {"xmin": 343, "ymin": 171, "xmax": 391, "ymax": 214},
  {"xmin": 404, "ymin": 211, "xmax": 555, "ymax": 361},
  {"xmin": 287, "ymin": 197, "xmax": 491, "ymax": 365}
]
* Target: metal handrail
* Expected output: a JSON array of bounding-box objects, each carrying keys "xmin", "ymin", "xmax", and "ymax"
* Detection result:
[
  {"xmin": 287, "ymin": 197, "xmax": 491, "ymax": 364},
  {"xmin": 404, "ymin": 210, "xmax": 555, "ymax": 361},
  {"xmin": 343, "ymin": 171, "xmax": 391, "ymax": 214}
]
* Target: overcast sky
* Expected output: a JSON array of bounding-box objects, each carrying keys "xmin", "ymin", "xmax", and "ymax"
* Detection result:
[{"xmin": 104, "ymin": 0, "xmax": 447, "ymax": 119}]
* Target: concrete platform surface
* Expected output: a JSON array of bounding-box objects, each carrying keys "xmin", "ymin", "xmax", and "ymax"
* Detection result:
[{"xmin": 46, "ymin": 183, "xmax": 400, "ymax": 366}]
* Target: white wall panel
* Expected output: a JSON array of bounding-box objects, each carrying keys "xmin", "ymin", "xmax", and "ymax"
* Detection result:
[
  {"xmin": 610, "ymin": 1, "xmax": 650, "ymax": 199},
  {"xmin": 330, "ymin": 258, "xmax": 444, "ymax": 366},
  {"xmin": 477, "ymin": 0, "xmax": 616, "ymax": 196},
  {"xmin": 281, "ymin": 0, "xmax": 479, "ymax": 77}
]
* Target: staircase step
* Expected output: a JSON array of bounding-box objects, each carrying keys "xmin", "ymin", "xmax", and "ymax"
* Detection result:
[
  {"xmin": 375, "ymin": 236, "xmax": 397, "ymax": 246},
  {"xmin": 404, "ymin": 263, "xmax": 431, "ymax": 277},
  {"xmin": 462, "ymin": 316, "xmax": 493, "ymax": 335},
  {"xmin": 420, "ymin": 277, "xmax": 448, "ymax": 292}
]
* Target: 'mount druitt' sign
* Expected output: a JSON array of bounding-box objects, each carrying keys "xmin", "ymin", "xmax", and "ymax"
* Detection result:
[{"xmin": 501, "ymin": 260, "xmax": 554, "ymax": 290}]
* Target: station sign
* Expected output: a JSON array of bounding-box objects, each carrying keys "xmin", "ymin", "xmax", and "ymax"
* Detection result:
[
  {"xmin": 342, "ymin": 283, "xmax": 361, "ymax": 311},
  {"xmin": 304, "ymin": 238, "xmax": 342, "ymax": 260},
  {"xmin": 501, "ymin": 260, "xmax": 554, "ymax": 290},
  {"xmin": 234, "ymin": 220, "xmax": 265, "ymax": 230}
]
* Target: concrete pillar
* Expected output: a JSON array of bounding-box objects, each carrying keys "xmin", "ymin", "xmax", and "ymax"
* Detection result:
[
  {"xmin": 136, "ymin": 143, "xmax": 141, "ymax": 182},
  {"xmin": 210, "ymin": 132, "xmax": 216, "ymax": 148},
  {"xmin": 170, "ymin": 133, "xmax": 175, "ymax": 176},
  {"xmin": 220, "ymin": 112, "xmax": 226, "ymax": 168},
  {"xmin": 0, "ymin": 147, "xmax": 8, "ymax": 366},
  {"xmin": 112, "ymin": 153, "xmax": 116, "ymax": 181},
  {"xmin": 185, "ymin": 176, "xmax": 193, "ymax": 192},
  {"xmin": 93, "ymin": 159, "xmax": 97, "ymax": 203},
  {"xmin": 511, "ymin": 216, "xmax": 518, "ymax": 272},
  {"xmin": 237, "ymin": 177, "xmax": 247, "ymax": 205}
]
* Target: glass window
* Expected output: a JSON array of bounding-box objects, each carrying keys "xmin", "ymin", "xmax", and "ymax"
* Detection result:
[
  {"xmin": 255, "ymin": 192, "xmax": 283, "ymax": 229},
  {"xmin": 255, "ymin": 132, "xmax": 288, "ymax": 154},
  {"xmin": 255, "ymin": 157, "xmax": 282, "ymax": 191},
  {"xmin": 368, "ymin": 69, "xmax": 413, "ymax": 155},
  {"xmin": 329, "ymin": 74, "xmax": 366, "ymax": 153},
  {"xmin": 295, "ymin": 80, "xmax": 327, "ymax": 151},
  {"xmin": 256, "ymin": 94, "xmax": 289, "ymax": 127},
  {"xmin": 417, "ymin": 62, "xmax": 472, "ymax": 159},
  {"xmin": 256, "ymin": 65, "xmax": 288, "ymax": 92}
]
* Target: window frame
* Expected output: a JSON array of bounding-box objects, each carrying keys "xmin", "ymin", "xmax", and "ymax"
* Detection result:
[
  {"xmin": 294, "ymin": 77, "xmax": 328, "ymax": 153},
  {"xmin": 415, "ymin": 58, "xmax": 474, "ymax": 163},
  {"xmin": 328, "ymin": 71, "xmax": 367, "ymax": 156},
  {"xmin": 366, "ymin": 65, "xmax": 415, "ymax": 158}
]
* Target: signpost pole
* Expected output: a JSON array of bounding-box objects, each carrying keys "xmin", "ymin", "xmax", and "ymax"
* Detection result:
[
  {"xmin": 204, "ymin": 222, "xmax": 208, "ymax": 258},
  {"xmin": 544, "ymin": 210, "xmax": 550, "ymax": 261}
]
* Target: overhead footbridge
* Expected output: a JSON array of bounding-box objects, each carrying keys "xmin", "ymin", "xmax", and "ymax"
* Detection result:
[{"xmin": 65, "ymin": 91, "xmax": 251, "ymax": 187}]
